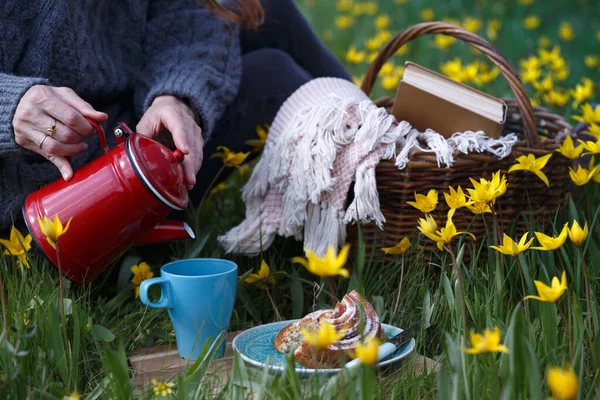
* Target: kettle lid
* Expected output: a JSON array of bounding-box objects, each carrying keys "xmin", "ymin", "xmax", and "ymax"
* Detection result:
[{"xmin": 126, "ymin": 134, "xmax": 189, "ymax": 210}]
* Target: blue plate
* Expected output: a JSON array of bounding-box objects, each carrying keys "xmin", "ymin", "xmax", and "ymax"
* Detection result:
[{"xmin": 232, "ymin": 320, "xmax": 415, "ymax": 374}]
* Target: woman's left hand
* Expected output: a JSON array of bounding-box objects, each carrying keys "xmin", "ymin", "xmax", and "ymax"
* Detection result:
[{"xmin": 137, "ymin": 95, "xmax": 204, "ymax": 190}]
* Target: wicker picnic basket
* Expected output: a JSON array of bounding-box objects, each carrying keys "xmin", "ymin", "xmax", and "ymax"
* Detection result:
[{"xmin": 347, "ymin": 22, "xmax": 575, "ymax": 255}]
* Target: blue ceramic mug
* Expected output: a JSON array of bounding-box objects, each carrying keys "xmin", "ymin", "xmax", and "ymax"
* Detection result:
[{"xmin": 140, "ymin": 258, "xmax": 237, "ymax": 360}]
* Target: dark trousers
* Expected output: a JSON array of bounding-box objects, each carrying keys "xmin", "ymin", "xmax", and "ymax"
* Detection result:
[{"xmin": 187, "ymin": 0, "xmax": 351, "ymax": 205}]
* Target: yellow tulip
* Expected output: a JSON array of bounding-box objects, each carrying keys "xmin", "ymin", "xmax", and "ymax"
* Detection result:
[
  {"xmin": 381, "ymin": 237, "xmax": 411, "ymax": 255},
  {"xmin": 418, "ymin": 210, "xmax": 475, "ymax": 251},
  {"xmin": 462, "ymin": 17, "xmax": 482, "ymax": 33},
  {"xmin": 532, "ymin": 223, "xmax": 569, "ymax": 250},
  {"xmin": 433, "ymin": 35, "xmax": 456, "ymax": 50},
  {"xmin": 555, "ymin": 136, "xmax": 583, "ymax": 159},
  {"xmin": 569, "ymin": 165, "xmax": 600, "ymax": 186},
  {"xmin": 444, "ymin": 186, "xmax": 473, "ymax": 209},
  {"xmin": 335, "ymin": 15, "xmax": 354, "ymax": 30},
  {"xmin": 349, "ymin": 336, "xmax": 381, "ymax": 365},
  {"xmin": 584, "ymin": 55, "xmax": 600, "ymax": 69},
  {"xmin": 467, "ymin": 201, "xmax": 493, "ymax": 214},
  {"xmin": 462, "ymin": 327, "xmax": 509, "ymax": 354},
  {"xmin": 292, "ymin": 244, "xmax": 350, "ymax": 278},
  {"xmin": 374, "ymin": 15, "xmax": 391, "ymax": 30},
  {"xmin": 538, "ymin": 45, "xmax": 561, "ymax": 64},
  {"xmin": 558, "ymin": 21, "xmax": 575, "ymax": 42},
  {"xmin": 490, "ymin": 232, "xmax": 534, "ymax": 257},
  {"xmin": 533, "ymin": 75, "xmax": 553, "ymax": 93},
  {"xmin": 547, "ymin": 365, "xmax": 578, "ymax": 400},
  {"xmin": 0, "ymin": 225, "xmax": 32, "ymax": 268},
  {"xmin": 508, "ymin": 153, "xmax": 552, "ymax": 187},
  {"xmin": 520, "ymin": 56, "xmax": 541, "ymax": 71},
  {"xmin": 579, "ymin": 138, "xmax": 600, "ymax": 155},
  {"xmin": 420, "ymin": 8, "xmax": 434, "ymax": 21},
  {"xmin": 301, "ymin": 321, "xmax": 345, "ymax": 349},
  {"xmin": 37, "ymin": 215, "xmax": 72, "ymax": 249},
  {"xmin": 568, "ymin": 220, "xmax": 588, "ymax": 247},
  {"xmin": 467, "ymin": 171, "xmax": 508, "ymax": 205},
  {"xmin": 523, "ymin": 15, "xmax": 541, "ymax": 30},
  {"xmin": 244, "ymin": 259, "xmax": 276, "ymax": 289},
  {"xmin": 571, "ymin": 79, "xmax": 594, "ymax": 106},
  {"xmin": 211, "ymin": 146, "xmax": 250, "ymax": 167},
  {"xmin": 543, "ymin": 90, "xmax": 570, "ymax": 107},
  {"xmin": 573, "ymin": 103, "xmax": 600, "ymax": 125},
  {"xmin": 521, "ymin": 67, "xmax": 542, "ymax": 84},
  {"xmin": 346, "ymin": 45, "xmax": 366, "ymax": 64},
  {"xmin": 246, "ymin": 124, "xmax": 269, "ymax": 153},
  {"xmin": 407, "ymin": 189, "xmax": 438, "ymax": 213},
  {"xmin": 417, "ymin": 213, "xmax": 438, "ymax": 237},
  {"xmin": 524, "ymin": 271, "xmax": 567, "ymax": 303}
]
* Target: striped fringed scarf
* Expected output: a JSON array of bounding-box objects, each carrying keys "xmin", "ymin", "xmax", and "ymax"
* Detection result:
[{"xmin": 218, "ymin": 78, "xmax": 517, "ymax": 256}]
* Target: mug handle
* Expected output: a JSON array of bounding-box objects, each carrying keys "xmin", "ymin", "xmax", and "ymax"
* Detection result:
[{"xmin": 140, "ymin": 277, "xmax": 173, "ymax": 309}]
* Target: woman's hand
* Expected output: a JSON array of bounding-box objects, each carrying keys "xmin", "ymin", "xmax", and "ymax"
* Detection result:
[
  {"xmin": 12, "ymin": 85, "xmax": 108, "ymax": 180},
  {"xmin": 136, "ymin": 95, "xmax": 204, "ymax": 190}
]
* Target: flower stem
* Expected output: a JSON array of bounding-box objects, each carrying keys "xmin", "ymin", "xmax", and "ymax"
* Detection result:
[
  {"xmin": 445, "ymin": 245, "xmax": 468, "ymax": 342},
  {"xmin": 196, "ymin": 164, "xmax": 226, "ymax": 214},
  {"xmin": 558, "ymin": 304, "xmax": 573, "ymax": 361},
  {"xmin": 0, "ymin": 271, "xmax": 8, "ymax": 335},
  {"xmin": 391, "ymin": 255, "xmax": 405, "ymax": 320},
  {"xmin": 516, "ymin": 260, "xmax": 529, "ymax": 320},
  {"xmin": 578, "ymin": 247, "xmax": 594, "ymax": 340},
  {"xmin": 488, "ymin": 354, "xmax": 501, "ymax": 396},
  {"xmin": 56, "ymin": 244, "xmax": 69, "ymax": 353},
  {"xmin": 264, "ymin": 286, "xmax": 282, "ymax": 322},
  {"xmin": 327, "ymin": 277, "xmax": 337, "ymax": 307}
]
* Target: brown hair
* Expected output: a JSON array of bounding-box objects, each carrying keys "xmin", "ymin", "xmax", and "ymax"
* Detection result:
[{"xmin": 202, "ymin": 0, "xmax": 264, "ymax": 30}]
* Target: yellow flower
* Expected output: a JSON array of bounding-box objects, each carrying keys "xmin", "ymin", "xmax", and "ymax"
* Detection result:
[
  {"xmin": 520, "ymin": 56, "xmax": 541, "ymax": 71},
  {"xmin": 462, "ymin": 17, "xmax": 482, "ymax": 33},
  {"xmin": 301, "ymin": 321, "xmax": 345, "ymax": 349},
  {"xmin": 533, "ymin": 75, "xmax": 553, "ymax": 93},
  {"xmin": 538, "ymin": 35, "xmax": 552, "ymax": 48},
  {"xmin": 521, "ymin": 67, "xmax": 542, "ymax": 85},
  {"xmin": 523, "ymin": 15, "xmax": 541, "ymax": 30},
  {"xmin": 584, "ymin": 55, "xmax": 599, "ymax": 69},
  {"xmin": 524, "ymin": 271, "xmax": 567, "ymax": 303},
  {"xmin": 131, "ymin": 262, "xmax": 154, "ymax": 298},
  {"xmin": 552, "ymin": 65, "xmax": 569, "ymax": 82},
  {"xmin": 579, "ymin": 138, "xmax": 600, "ymax": 155},
  {"xmin": 151, "ymin": 379, "xmax": 175, "ymax": 397},
  {"xmin": 244, "ymin": 259, "xmax": 276, "ymax": 289},
  {"xmin": 486, "ymin": 19, "xmax": 501, "ymax": 41},
  {"xmin": 367, "ymin": 52, "xmax": 378, "ymax": 63},
  {"xmin": 349, "ymin": 336, "xmax": 381, "ymax": 365},
  {"xmin": 547, "ymin": 366, "xmax": 578, "ymax": 400},
  {"xmin": 590, "ymin": 157, "xmax": 600, "ymax": 182},
  {"xmin": 381, "ymin": 75, "xmax": 399, "ymax": 91},
  {"xmin": 532, "ymin": 223, "xmax": 569, "ymax": 251},
  {"xmin": 62, "ymin": 391, "xmax": 80, "ymax": 400},
  {"xmin": 418, "ymin": 210, "xmax": 475, "ymax": 251},
  {"xmin": 374, "ymin": 15, "xmax": 391, "ymax": 30},
  {"xmin": 0, "ymin": 225, "xmax": 32, "ymax": 268},
  {"xmin": 569, "ymin": 165, "xmax": 599, "ymax": 186},
  {"xmin": 573, "ymin": 103, "xmax": 600, "ymax": 125},
  {"xmin": 335, "ymin": 0, "xmax": 353, "ymax": 12},
  {"xmin": 394, "ymin": 0, "xmax": 408, "ymax": 3},
  {"xmin": 37, "ymin": 215, "xmax": 72, "ymax": 250},
  {"xmin": 381, "ymin": 237, "xmax": 411, "ymax": 255},
  {"xmin": 508, "ymin": 153, "xmax": 552, "ymax": 187},
  {"xmin": 568, "ymin": 220, "xmax": 588, "ymax": 247},
  {"xmin": 433, "ymin": 35, "xmax": 455, "ymax": 50},
  {"xmin": 364, "ymin": 2, "xmax": 378, "ymax": 15},
  {"xmin": 292, "ymin": 244, "xmax": 350, "ymax": 278},
  {"xmin": 555, "ymin": 136, "xmax": 583, "ymax": 159},
  {"xmin": 441, "ymin": 58, "xmax": 465, "ymax": 82},
  {"xmin": 462, "ymin": 327, "xmax": 509, "ymax": 354},
  {"xmin": 365, "ymin": 37, "xmax": 382, "ymax": 51},
  {"xmin": 490, "ymin": 232, "xmax": 534, "ymax": 257},
  {"xmin": 394, "ymin": 66, "xmax": 405, "ymax": 78},
  {"xmin": 444, "ymin": 186, "xmax": 473, "ymax": 209},
  {"xmin": 461, "ymin": 62, "xmax": 479, "ymax": 83},
  {"xmin": 558, "ymin": 21, "xmax": 574, "ymax": 41},
  {"xmin": 380, "ymin": 62, "xmax": 395, "ymax": 76},
  {"xmin": 420, "ymin": 8, "xmax": 435, "ymax": 21},
  {"xmin": 407, "ymin": 189, "xmax": 438, "ymax": 213},
  {"xmin": 467, "ymin": 171, "xmax": 508, "ymax": 205},
  {"xmin": 210, "ymin": 182, "xmax": 230, "ymax": 196},
  {"xmin": 467, "ymin": 201, "xmax": 493, "ymax": 214},
  {"xmin": 518, "ymin": 0, "xmax": 534, "ymax": 5},
  {"xmin": 376, "ymin": 30, "xmax": 392, "ymax": 44},
  {"xmin": 246, "ymin": 124, "xmax": 269, "ymax": 153},
  {"xmin": 417, "ymin": 213, "xmax": 438, "ymax": 237},
  {"xmin": 211, "ymin": 146, "xmax": 250, "ymax": 167},
  {"xmin": 335, "ymin": 15, "xmax": 354, "ymax": 30},
  {"xmin": 543, "ymin": 90, "xmax": 570, "ymax": 107},
  {"xmin": 346, "ymin": 45, "xmax": 366, "ymax": 64},
  {"xmin": 539, "ymin": 45, "xmax": 561, "ymax": 64},
  {"xmin": 571, "ymin": 78, "xmax": 594, "ymax": 106}
]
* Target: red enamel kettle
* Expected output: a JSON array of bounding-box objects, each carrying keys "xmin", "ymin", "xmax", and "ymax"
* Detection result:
[{"xmin": 23, "ymin": 119, "xmax": 195, "ymax": 284}]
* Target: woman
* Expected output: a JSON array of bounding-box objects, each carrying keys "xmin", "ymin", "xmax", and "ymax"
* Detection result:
[{"xmin": 0, "ymin": 0, "xmax": 349, "ymax": 234}]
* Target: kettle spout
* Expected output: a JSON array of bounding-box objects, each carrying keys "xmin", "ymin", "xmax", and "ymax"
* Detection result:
[{"xmin": 135, "ymin": 220, "xmax": 195, "ymax": 246}]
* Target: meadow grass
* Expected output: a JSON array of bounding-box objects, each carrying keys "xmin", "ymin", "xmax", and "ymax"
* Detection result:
[{"xmin": 1, "ymin": 0, "xmax": 600, "ymax": 398}]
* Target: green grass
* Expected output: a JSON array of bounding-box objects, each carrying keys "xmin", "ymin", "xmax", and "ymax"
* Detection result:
[{"xmin": 2, "ymin": 0, "xmax": 600, "ymax": 398}]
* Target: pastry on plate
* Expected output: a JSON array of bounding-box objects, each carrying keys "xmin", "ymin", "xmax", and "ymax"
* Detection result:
[{"xmin": 274, "ymin": 290, "xmax": 384, "ymax": 368}]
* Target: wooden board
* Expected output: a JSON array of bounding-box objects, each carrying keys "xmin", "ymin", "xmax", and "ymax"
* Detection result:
[{"xmin": 128, "ymin": 331, "xmax": 439, "ymax": 389}]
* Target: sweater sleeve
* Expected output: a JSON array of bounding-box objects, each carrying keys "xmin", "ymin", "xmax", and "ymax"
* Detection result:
[
  {"xmin": 0, "ymin": 73, "xmax": 49, "ymax": 156},
  {"xmin": 135, "ymin": 0, "xmax": 242, "ymax": 139}
]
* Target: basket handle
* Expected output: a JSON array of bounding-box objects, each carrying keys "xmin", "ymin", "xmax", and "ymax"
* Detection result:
[{"xmin": 361, "ymin": 22, "xmax": 540, "ymax": 149}]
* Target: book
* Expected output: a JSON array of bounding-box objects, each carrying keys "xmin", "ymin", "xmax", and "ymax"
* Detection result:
[{"xmin": 391, "ymin": 62, "xmax": 507, "ymax": 139}]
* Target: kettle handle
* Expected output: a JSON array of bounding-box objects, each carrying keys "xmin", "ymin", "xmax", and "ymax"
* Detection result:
[{"xmin": 85, "ymin": 117, "xmax": 109, "ymax": 154}]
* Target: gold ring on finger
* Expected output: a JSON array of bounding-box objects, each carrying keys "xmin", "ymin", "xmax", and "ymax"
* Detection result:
[
  {"xmin": 46, "ymin": 121, "xmax": 56, "ymax": 138},
  {"xmin": 39, "ymin": 134, "xmax": 49, "ymax": 149}
]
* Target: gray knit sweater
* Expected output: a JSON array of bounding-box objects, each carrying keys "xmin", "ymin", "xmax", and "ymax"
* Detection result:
[{"xmin": 0, "ymin": 0, "xmax": 241, "ymax": 231}]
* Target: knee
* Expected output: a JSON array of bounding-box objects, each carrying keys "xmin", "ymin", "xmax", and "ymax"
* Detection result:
[{"xmin": 240, "ymin": 48, "xmax": 311, "ymax": 97}]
